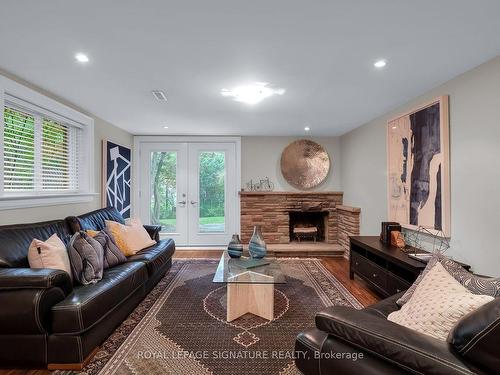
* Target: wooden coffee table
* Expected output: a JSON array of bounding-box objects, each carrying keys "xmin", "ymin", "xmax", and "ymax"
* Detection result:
[{"xmin": 213, "ymin": 252, "xmax": 287, "ymax": 322}]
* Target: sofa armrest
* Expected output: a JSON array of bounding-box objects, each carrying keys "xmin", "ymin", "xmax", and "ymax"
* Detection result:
[
  {"xmin": 363, "ymin": 291, "xmax": 405, "ymax": 318},
  {"xmin": 143, "ymin": 224, "xmax": 161, "ymax": 241},
  {"xmin": 316, "ymin": 306, "xmax": 474, "ymax": 375},
  {"xmin": 0, "ymin": 268, "xmax": 72, "ymax": 295},
  {"xmin": 0, "ymin": 268, "xmax": 71, "ymax": 335}
]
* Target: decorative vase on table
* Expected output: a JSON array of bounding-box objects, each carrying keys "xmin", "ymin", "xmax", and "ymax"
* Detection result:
[
  {"xmin": 248, "ymin": 225, "xmax": 267, "ymax": 259},
  {"xmin": 227, "ymin": 234, "xmax": 243, "ymax": 258}
]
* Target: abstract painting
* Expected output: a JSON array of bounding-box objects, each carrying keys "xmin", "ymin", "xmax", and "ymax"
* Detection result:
[
  {"xmin": 387, "ymin": 96, "xmax": 450, "ymax": 236},
  {"xmin": 102, "ymin": 140, "xmax": 131, "ymax": 218}
]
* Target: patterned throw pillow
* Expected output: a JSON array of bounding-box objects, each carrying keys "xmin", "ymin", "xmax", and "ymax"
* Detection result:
[
  {"xmin": 388, "ymin": 262, "xmax": 494, "ymax": 341},
  {"xmin": 397, "ymin": 255, "xmax": 500, "ymax": 306},
  {"xmin": 67, "ymin": 231, "xmax": 104, "ymax": 285},
  {"xmin": 88, "ymin": 229, "xmax": 127, "ymax": 269}
]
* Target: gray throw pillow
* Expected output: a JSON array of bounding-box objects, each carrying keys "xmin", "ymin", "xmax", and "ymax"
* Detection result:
[
  {"xmin": 93, "ymin": 229, "xmax": 127, "ymax": 269},
  {"xmin": 68, "ymin": 231, "xmax": 104, "ymax": 285},
  {"xmin": 397, "ymin": 255, "xmax": 500, "ymax": 306}
]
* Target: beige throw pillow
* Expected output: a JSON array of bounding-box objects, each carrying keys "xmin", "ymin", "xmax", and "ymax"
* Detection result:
[
  {"xmin": 388, "ymin": 262, "xmax": 493, "ymax": 341},
  {"xmin": 105, "ymin": 218, "xmax": 156, "ymax": 256},
  {"xmin": 28, "ymin": 233, "xmax": 72, "ymax": 280}
]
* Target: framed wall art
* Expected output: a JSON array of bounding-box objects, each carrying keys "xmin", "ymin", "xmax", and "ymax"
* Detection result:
[
  {"xmin": 387, "ymin": 96, "xmax": 450, "ymax": 236},
  {"xmin": 102, "ymin": 140, "xmax": 131, "ymax": 218}
]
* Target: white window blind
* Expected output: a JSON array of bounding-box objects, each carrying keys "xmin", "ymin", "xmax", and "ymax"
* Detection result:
[{"xmin": 3, "ymin": 101, "xmax": 83, "ymax": 194}]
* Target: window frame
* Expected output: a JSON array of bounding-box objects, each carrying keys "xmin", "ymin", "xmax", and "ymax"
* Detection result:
[{"xmin": 0, "ymin": 75, "xmax": 96, "ymax": 210}]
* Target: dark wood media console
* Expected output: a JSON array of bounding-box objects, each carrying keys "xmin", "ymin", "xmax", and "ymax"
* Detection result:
[{"xmin": 349, "ymin": 236, "xmax": 470, "ymax": 297}]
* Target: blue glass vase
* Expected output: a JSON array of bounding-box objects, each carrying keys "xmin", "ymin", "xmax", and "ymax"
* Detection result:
[
  {"xmin": 227, "ymin": 234, "xmax": 243, "ymax": 258},
  {"xmin": 249, "ymin": 225, "xmax": 267, "ymax": 259}
]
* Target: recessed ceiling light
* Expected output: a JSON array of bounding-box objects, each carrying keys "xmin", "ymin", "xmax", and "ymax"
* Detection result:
[
  {"xmin": 221, "ymin": 82, "xmax": 285, "ymax": 105},
  {"xmin": 304, "ymin": 126, "xmax": 311, "ymax": 132},
  {"xmin": 163, "ymin": 126, "xmax": 169, "ymax": 129},
  {"xmin": 75, "ymin": 53, "xmax": 89, "ymax": 63},
  {"xmin": 374, "ymin": 59, "xmax": 387, "ymax": 69},
  {"xmin": 152, "ymin": 90, "xmax": 167, "ymax": 101}
]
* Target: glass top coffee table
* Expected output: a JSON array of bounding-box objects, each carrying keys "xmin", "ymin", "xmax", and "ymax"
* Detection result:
[{"xmin": 213, "ymin": 252, "xmax": 286, "ymax": 322}]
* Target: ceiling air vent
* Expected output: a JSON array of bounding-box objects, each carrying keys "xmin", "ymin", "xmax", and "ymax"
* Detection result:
[{"xmin": 152, "ymin": 90, "xmax": 167, "ymax": 101}]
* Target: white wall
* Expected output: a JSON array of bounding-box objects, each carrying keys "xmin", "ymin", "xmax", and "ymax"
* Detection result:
[
  {"xmin": 0, "ymin": 70, "xmax": 133, "ymax": 225},
  {"xmin": 340, "ymin": 55, "xmax": 500, "ymax": 276},
  {"xmin": 242, "ymin": 136, "xmax": 341, "ymax": 192}
]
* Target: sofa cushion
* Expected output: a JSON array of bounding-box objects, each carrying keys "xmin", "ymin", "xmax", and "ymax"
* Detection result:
[
  {"xmin": 105, "ymin": 218, "xmax": 156, "ymax": 256},
  {"xmin": 127, "ymin": 239, "xmax": 175, "ymax": 277},
  {"xmin": 90, "ymin": 229, "xmax": 127, "ymax": 269},
  {"xmin": 51, "ymin": 261, "xmax": 147, "ymax": 334},
  {"xmin": 388, "ymin": 263, "xmax": 494, "ymax": 341},
  {"xmin": 67, "ymin": 232, "xmax": 104, "ymax": 285},
  {"xmin": 398, "ymin": 255, "xmax": 500, "ymax": 306},
  {"xmin": 66, "ymin": 207, "xmax": 125, "ymax": 234},
  {"xmin": 0, "ymin": 220, "xmax": 71, "ymax": 268},
  {"xmin": 28, "ymin": 233, "xmax": 72, "ymax": 281},
  {"xmin": 448, "ymin": 297, "xmax": 500, "ymax": 374}
]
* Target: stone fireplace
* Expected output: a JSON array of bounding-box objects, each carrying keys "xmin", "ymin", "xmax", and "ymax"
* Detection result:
[{"xmin": 240, "ymin": 191, "xmax": 361, "ymax": 255}]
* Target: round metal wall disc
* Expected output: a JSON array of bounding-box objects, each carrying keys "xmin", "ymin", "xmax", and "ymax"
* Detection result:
[{"xmin": 280, "ymin": 139, "xmax": 330, "ymax": 190}]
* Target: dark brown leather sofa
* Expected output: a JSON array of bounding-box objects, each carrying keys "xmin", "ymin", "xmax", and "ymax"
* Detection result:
[
  {"xmin": 0, "ymin": 207, "xmax": 175, "ymax": 369},
  {"xmin": 294, "ymin": 291, "xmax": 500, "ymax": 375}
]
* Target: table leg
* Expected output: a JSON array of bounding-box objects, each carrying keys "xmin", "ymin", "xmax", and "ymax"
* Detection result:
[{"xmin": 227, "ymin": 283, "xmax": 274, "ymax": 322}]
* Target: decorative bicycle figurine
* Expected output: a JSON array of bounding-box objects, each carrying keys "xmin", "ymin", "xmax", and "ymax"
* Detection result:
[{"xmin": 246, "ymin": 177, "xmax": 274, "ymax": 191}]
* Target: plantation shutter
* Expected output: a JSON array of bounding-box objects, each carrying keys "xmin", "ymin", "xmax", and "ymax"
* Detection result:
[{"xmin": 3, "ymin": 98, "xmax": 83, "ymax": 193}]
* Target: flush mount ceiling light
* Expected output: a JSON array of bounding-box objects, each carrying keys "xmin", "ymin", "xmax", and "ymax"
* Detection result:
[
  {"xmin": 374, "ymin": 59, "xmax": 387, "ymax": 69},
  {"xmin": 163, "ymin": 126, "xmax": 169, "ymax": 129},
  {"xmin": 221, "ymin": 82, "xmax": 285, "ymax": 105},
  {"xmin": 75, "ymin": 53, "xmax": 89, "ymax": 63}
]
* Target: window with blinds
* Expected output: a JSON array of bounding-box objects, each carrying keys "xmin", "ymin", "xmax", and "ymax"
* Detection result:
[{"xmin": 3, "ymin": 104, "xmax": 82, "ymax": 194}]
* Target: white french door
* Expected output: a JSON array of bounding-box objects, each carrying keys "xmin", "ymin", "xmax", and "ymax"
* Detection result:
[{"xmin": 138, "ymin": 140, "xmax": 238, "ymax": 246}]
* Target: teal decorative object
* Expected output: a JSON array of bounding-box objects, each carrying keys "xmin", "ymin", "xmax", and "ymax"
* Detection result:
[
  {"xmin": 227, "ymin": 234, "xmax": 243, "ymax": 258},
  {"xmin": 248, "ymin": 225, "xmax": 267, "ymax": 259}
]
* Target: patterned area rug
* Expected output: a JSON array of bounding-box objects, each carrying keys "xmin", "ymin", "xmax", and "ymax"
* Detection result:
[{"xmin": 60, "ymin": 258, "xmax": 362, "ymax": 375}]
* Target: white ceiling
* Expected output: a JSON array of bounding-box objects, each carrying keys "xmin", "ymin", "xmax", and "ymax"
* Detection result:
[{"xmin": 1, "ymin": 1, "xmax": 500, "ymax": 136}]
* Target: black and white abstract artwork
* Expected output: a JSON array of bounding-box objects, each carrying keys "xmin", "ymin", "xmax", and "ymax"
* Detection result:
[
  {"xmin": 102, "ymin": 140, "xmax": 131, "ymax": 218},
  {"xmin": 387, "ymin": 96, "xmax": 450, "ymax": 236}
]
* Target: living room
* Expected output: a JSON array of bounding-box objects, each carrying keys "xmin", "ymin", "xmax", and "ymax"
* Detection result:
[{"xmin": 0, "ymin": 1, "xmax": 499, "ymax": 374}]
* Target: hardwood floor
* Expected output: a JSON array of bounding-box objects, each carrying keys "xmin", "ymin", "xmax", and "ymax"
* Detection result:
[{"xmin": 0, "ymin": 252, "xmax": 380, "ymax": 374}]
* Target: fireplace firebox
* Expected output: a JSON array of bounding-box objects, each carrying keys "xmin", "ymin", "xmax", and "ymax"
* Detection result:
[{"xmin": 288, "ymin": 211, "xmax": 329, "ymax": 242}]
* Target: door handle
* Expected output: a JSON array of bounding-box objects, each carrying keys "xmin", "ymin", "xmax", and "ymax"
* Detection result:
[
  {"xmin": 178, "ymin": 200, "xmax": 186, "ymax": 205},
  {"xmin": 190, "ymin": 200, "xmax": 198, "ymax": 205}
]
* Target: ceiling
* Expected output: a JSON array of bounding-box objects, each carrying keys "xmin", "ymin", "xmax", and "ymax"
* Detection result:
[{"xmin": 1, "ymin": 1, "xmax": 500, "ymax": 136}]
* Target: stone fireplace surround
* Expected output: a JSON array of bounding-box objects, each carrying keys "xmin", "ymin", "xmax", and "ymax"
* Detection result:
[{"xmin": 240, "ymin": 191, "xmax": 361, "ymax": 255}]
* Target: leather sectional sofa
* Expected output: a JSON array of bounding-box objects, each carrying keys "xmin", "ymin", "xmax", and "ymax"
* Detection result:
[
  {"xmin": 0, "ymin": 207, "xmax": 175, "ymax": 369},
  {"xmin": 294, "ymin": 291, "xmax": 499, "ymax": 375}
]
